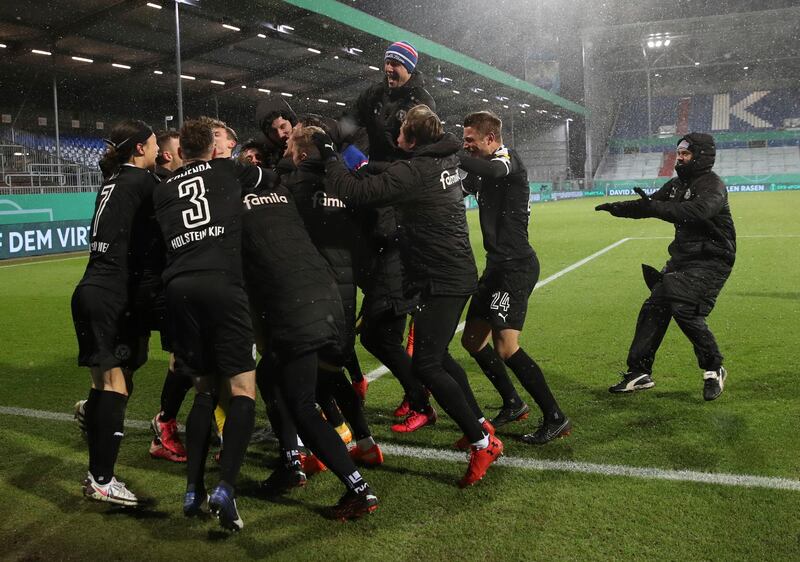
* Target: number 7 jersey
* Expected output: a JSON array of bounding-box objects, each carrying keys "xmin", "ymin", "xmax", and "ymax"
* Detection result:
[{"xmin": 154, "ymin": 158, "xmax": 266, "ymax": 285}]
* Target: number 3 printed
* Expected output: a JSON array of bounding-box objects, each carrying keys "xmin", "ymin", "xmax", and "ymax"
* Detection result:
[{"xmin": 178, "ymin": 177, "xmax": 211, "ymax": 229}]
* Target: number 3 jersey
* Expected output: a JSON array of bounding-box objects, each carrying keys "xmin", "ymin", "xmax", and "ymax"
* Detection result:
[
  {"xmin": 78, "ymin": 164, "xmax": 159, "ymax": 291},
  {"xmin": 154, "ymin": 158, "xmax": 266, "ymax": 285}
]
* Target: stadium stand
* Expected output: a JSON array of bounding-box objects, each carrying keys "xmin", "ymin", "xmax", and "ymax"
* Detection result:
[
  {"xmin": 596, "ymin": 89, "xmax": 800, "ymax": 181},
  {"xmin": 0, "ymin": 127, "xmax": 102, "ymax": 191}
]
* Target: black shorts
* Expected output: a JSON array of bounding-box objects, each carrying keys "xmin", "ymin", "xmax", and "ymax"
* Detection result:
[
  {"xmin": 166, "ymin": 273, "xmax": 256, "ymax": 378},
  {"xmin": 466, "ymin": 255, "xmax": 540, "ymax": 331},
  {"xmin": 71, "ymin": 284, "xmax": 147, "ymax": 372},
  {"xmin": 131, "ymin": 276, "xmax": 171, "ymax": 352}
]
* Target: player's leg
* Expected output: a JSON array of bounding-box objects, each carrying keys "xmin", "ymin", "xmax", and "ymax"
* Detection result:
[
  {"xmin": 279, "ymin": 351, "xmax": 378, "ymax": 519},
  {"xmin": 462, "ymin": 275, "xmax": 526, "ymax": 424},
  {"xmin": 612, "ymin": 295, "xmax": 671, "ymax": 393},
  {"xmin": 183, "ymin": 373, "xmax": 217, "ymax": 516},
  {"xmin": 412, "ymin": 295, "xmax": 503, "ymax": 486},
  {"xmin": 151, "ymin": 353, "xmax": 191, "ymax": 462},
  {"xmin": 361, "ymin": 308, "xmax": 431, "ymax": 422},
  {"xmin": 256, "ymin": 355, "xmax": 307, "ymax": 494},
  {"xmin": 317, "ymin": 365, "xmax": 383, "ymax": 467}
]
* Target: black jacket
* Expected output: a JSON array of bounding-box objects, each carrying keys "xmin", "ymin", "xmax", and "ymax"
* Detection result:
[
  {"xmin": 281, "ymin": 159, "xmax": 359, "ymax": 289},
  {"xmin": 325, "ymin": 133, "xmax": 478, "ymax": 297},
  {"xmin": 350, "ymin": 71, "xmax": 436, "ymax": 163},
  {"xmin": 241, "ymin": 184, "xmax": 344, "ymax": 357},
  {"xmin": 604, "ymin": 132, "xmax": 736, "ymax": 268},
  {"xmin": 650, "ymin": 170, "xmax": 736, "ymax": 267}
]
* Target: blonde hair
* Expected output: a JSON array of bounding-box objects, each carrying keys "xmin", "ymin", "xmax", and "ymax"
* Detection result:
[{"xmin": 401, "ymin": 105, "xmax": 443, "ymax": 145}]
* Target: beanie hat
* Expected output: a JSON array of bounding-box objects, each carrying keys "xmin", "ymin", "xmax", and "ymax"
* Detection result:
[{"xmin": 385, "ymin": 41, "xmax": 418, "ymax": 73}]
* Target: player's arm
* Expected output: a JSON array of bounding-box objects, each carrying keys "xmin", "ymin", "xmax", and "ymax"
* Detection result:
[
  {"xmin": 325, "ymin": 158, "xmax": 412, "ymax": 207},
  {"xmin": 458, "ymin": 151, "xmax": 512, "ymax": 180},
  {"xmin": 648, "ymin": 176, "xmax": 725, "ymax": 223},
  {"xmin": 233, "ymin": 160, "xmax": 278, "ymax": 194},
  {"xmin": 461, "ymin": 172, "xmax": 480, "ymax": 199}
]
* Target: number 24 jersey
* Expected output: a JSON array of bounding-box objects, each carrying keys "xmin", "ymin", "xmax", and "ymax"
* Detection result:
[{"xmin": 154, "ymin": 158, "xmax": 265, "ymax": 285}]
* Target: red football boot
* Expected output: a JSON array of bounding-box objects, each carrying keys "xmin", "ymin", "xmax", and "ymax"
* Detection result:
[
  {"xmin": 459, "ymin": 435, "xmax": 504, "ymax": 488},
  {"xmin": 391, "ymin": 407, "xmax": 437, "ymax": 433}
]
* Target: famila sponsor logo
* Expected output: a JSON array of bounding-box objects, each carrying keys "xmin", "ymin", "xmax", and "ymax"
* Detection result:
[
  {"xmin": 439, "ymin": 169, "xmax": 461, "ymax": 190},
  {"xmin": 243, "ymin": 192, "xmax": 288, "ymax": 209},
  {"xmin": 312, "ymin": 191, "xmax": 346, "ymax": 208}
]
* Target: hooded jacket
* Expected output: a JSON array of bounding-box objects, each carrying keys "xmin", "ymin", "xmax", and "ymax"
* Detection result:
[
  {"xmin": 650, "ymin": 133, "xmax": 737, "ymax": 266},
  {"xmin": 325, "ymin": 132, "xmax": 478, "ymax": 297},
  {"xmin": 350, "ymin": 71, "xmax": 436, "ymax": 163},
  {"xmin": 255, "ymin": 98, "xmax": 298, "ymax": 169}
]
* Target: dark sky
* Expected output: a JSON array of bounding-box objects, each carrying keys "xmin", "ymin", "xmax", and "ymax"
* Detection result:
[{"xmin": 350, "ymin": 0, "xmax": 798, "ymax": 101}]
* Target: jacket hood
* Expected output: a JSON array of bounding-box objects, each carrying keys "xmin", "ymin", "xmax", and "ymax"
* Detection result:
[
  {"xmin": 255, "ymin": 98, "xmax": 298, "ymax": 134},
  {"xmin": 414, "ymin": 132, "xmax": 461, "ymax": 158},
  {"xmin": 675, "ymin": 132, "xmax": 716, "ymax": 180}
]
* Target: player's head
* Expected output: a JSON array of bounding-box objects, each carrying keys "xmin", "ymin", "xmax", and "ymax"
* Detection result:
[
  {"xmin": 178, "ymin": 118, "xmax": 216, "ymax": 162},
  {"xmin": 99, "ymin": 119, "xmax": 157, "ymax": 178},
  {"xmin": 237, "ymin": 139, "xmax": 264, "ymax": 166},
  {"xmin": 201, "ymin": 117, "xmax": 237, "ymax": 158},
  {"xmin": 289, "ymin": 125, "xmax": 323, "ymax": 166},
  {"xmin": 675, "ymin": 132, "xmax": 716, "ymax": 178},
  {"xmin": 384, "ymin": 41, "xmax": 417, "ymax": 89},
  {"xmin": 156, "ymin": 130, "xmax": 183, "ymax": 171},
  {"xmin": 256, "ymin": 99, "xmax": 298, "ymax": 149},
  {"xmin": 463, "ymin": 111, "xmax": 503, "ymax": 158},
  {"xmin": 397, "ymin": 104, "xmax": 443, "ymax": 151}
]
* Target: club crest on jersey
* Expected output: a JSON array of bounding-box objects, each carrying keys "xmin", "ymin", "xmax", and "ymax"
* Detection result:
[
  {"xmin": 312, "ymin": 190, "xmax": 346, "ymax": 208},
  {"xmin": 243, "ymin": 192, "xmax": 288, "ymax": 209},
  {"xmin": 439, "ymin": 169, "xmax": 460, "ymax": 190},
  {"xmin": 396, "ymin": 109, "xmax": 407, "ymax": 122}
]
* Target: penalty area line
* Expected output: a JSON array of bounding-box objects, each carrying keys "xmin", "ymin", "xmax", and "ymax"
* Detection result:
[
  {"xmin": 1, "ymin": 405, "xmax": 799, "ymax": 493},
  {"xmin": 367, "ymin": 237, "xmax": 632, "ymax": 382}
]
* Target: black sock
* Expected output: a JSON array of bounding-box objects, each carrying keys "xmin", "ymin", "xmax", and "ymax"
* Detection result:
[
  {"xmin": 441, "ymin": 353, "xmax": 484, "ymax": 419},
  {"xmin": 186, "ymin": 392, "xmax": 215, "ymax": 491},
  {"xmin": 317, "ymin": 380, "xmax": 346, "ymax": 428},
  {"xmin": 85, "ymin": 387, "xmax": 101, "ymax": 476},
  {"xmin": 159, "ymin": 369, "xmax": 193, "ymax": 422},
  {"xmin": 219, "ymin": 395, "xmax": 256, "ymax": 488},
  {"xmin": 91, "ymin": 391, "xmax": 127, "ymax": 484},
  {"xmin": 471, "ymin": 345, "xmax": 522, "ymax": 408},
  {"xmin": 505, "ymin": 348, "xmax": 562, "ymax": 420},
  {"xmin": 323, "ymin": 369, "xmax": 371, "ymax": 441}
]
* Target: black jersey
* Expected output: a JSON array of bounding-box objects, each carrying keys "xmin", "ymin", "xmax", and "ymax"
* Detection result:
[
  {"xmin": 241, "ymin": 185, "xmax": 343, "ymax": 356},
  {"xmin": 460, "ymin": 145, "xmax": 535, "ymax": 266},
  {"xmin": 78, "ymin": 164, "xmax": 159, "ymax": 291},
  {"xmin": 154, "ymin": 159, "xmax": 266, "ymax": 285}
]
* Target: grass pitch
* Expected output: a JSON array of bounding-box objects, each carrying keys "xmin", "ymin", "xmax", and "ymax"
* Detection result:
[{"xmin": 1, "ymin": 192, "xmax": 799, "ymax": 560}]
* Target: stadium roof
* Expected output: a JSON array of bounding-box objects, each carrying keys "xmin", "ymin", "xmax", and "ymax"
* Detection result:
[{"xmin": 0, "ymin": 0, "xmax": 585, "ymax": 130}]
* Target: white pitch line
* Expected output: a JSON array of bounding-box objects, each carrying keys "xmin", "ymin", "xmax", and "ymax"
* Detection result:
[
  {"xmin": 2, "ymin": 405, "xmax": 799, "ymax": 493},
  {"xmin": 367, "ymin": 237, "xmax": 632, "ymax": 382},
  {"xmin": 365, "ymin": 232, "xmax": 800, "ymax": 382},
  {"xmin": 0, "ymin": 255, "xmax": 85, "ymax": 269}
]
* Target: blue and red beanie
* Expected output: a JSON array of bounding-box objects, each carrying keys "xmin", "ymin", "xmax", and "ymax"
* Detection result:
[{"xmin": 385, "ymin": 41, "xmax": 418, "ymax": 73}]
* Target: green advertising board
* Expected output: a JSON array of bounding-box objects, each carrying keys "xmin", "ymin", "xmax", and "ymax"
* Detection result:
[
  {"xmin": 0, "ymin": 219, "xmax": 90, "ymax": 259},
  {"xmin": 0, "ymin": 193, "xmax": 96, "ymax": 225}
]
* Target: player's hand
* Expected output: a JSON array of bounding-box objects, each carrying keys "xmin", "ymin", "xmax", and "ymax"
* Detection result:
[
  {"xmin": 311, "ymin": 131, "xmax": 338, "ymax": 161},
  {"xmin": 633, "ymin": 187, "xmax": 650, "ymax": 200},
  {"xmin": 595, "ymin": 202, "xmax": 614, "ymax": 213}
]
